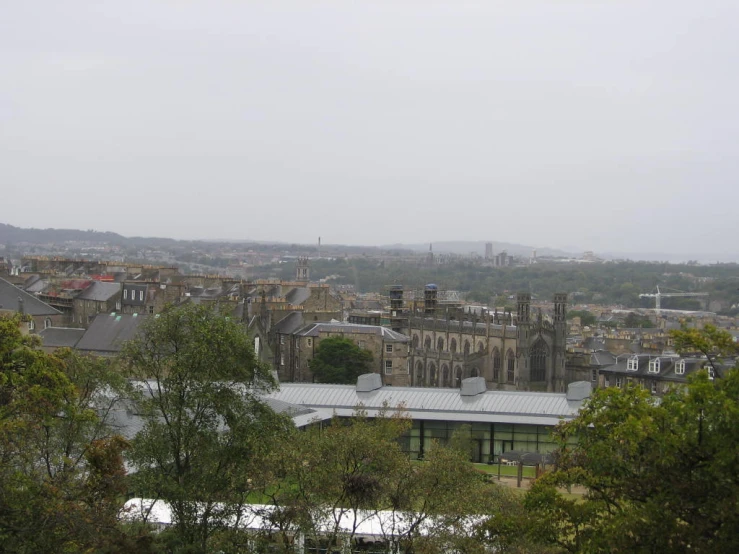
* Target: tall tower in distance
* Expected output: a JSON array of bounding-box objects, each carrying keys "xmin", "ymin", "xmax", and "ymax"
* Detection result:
[
  {"xmin": 296, "ymin": 257, "xmax": 310, "ymax": 283},
  {"xmin": 552, "ymin": 293, "xmax": 568, "ymax": 392},
  {"xmin": 485, "ymin": 242, "xmax": 493, "ymax": 260}
]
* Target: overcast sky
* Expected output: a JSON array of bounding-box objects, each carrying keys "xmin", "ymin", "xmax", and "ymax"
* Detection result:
[{"xmin": 1, "ymin": 1, "xmax": 737, "ymax": 255}]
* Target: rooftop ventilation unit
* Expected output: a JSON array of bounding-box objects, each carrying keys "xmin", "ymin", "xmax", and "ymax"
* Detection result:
[
  {"xmin": 356, "ymin": 373, "xmax": 383, "ymax": 393},
  {"xmin": 460, "ymin": 376, "xmax": 487, "ymax": 396},
  {"xmin": 566, "ymin": 381, "xmax": 592, "ymax": 401}
]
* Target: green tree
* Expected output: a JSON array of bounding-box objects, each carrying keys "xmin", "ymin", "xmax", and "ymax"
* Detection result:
[
  {"xmin": 121, "ymin": 303, "xmax": 292, "ymax": 553},
  {"xmin": 565, "ymin": 310, "xmax": 596, "ymax": 327},
  {"xmin": 522, "ymin": 370, "xmax": 739, "ymax": 553},
  {"xmin": 623, "ymin": 311, "xmax": 653, "ymax": 328},
  {"xmin": 671, "ymin": 323, "xmax": 738, "ymax": 378},
  {"xmin": 0, "ymin": 315, "xmax": 135, "ymax": 553},
  {"xmin": 258, "ymin": 408, "xmax": 506, "ymax": 554},
  {"xmin": 309, "ymin": 337, "xmax": 374, "ymax": 384}
]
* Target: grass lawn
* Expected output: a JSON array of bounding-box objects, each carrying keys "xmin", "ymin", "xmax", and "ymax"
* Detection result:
[{"xmin": 473, "ymin": 462, "xmax": 537, "ymax": 478}]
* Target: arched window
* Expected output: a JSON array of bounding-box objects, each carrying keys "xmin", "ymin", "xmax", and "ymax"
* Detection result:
[
  {"xmin": 455, "ymin": 366, "xmax": 463, "ymax": 387},
  {"xmin": 442, "ymin": 364, "xmax": 450, "ymax": 387},
  {"xmin": 424, "ymin": 336, "xmax": 431, "ymax": 350},
  {"xmin": 412, "ymin": 334, "xmax": 419, "ymax": 348},
  {"xmin": 530, "ymin": 339, "xmax": 549, "ymax": 381},
  {"xmin": 415, "ymin": 361, "xmax": 424, "ymax": 386},
  {"xmin": 429, "ymin": 363, "xmax": 437, "ymax": 387},
  {"xmin": 437, "ymin": 337, "xmax": 445, "ymax": 351},
  {"xmin": 492, "ymin": 348, "xmax": 501, "ymax": 380},
  {"xmin": 470, "ymin": 368, "xmax": 479, "ymax": 378},
  {"xmin": 463, "ymin": 340, "xmax": 471, "ymax": 357},
  {"xmin": 450, "ymin": 338, "xmax": 457, "ymax": 353},
  {"xmin": 506, "ymin": 349, "xmax": 515, "ymax": 383},
  {"xmin": 44, "ymin": 318, "xmax": 52, "ymax": 329},
  {"xmin": 477, "ymin": 341, "xmax": 485, "ymax": 353}
]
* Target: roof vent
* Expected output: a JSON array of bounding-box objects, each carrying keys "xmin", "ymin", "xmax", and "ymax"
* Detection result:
[
  {"xmin": 460, "ymin": 376, "xmax": 487, "ymax": 396},
  {"xmin": 356, "ymin": 373, "xmax": 383, "ymax": 393},
  {"xmin": 566, "ymin": 381, "xmax": 592, "ymax": 401}
]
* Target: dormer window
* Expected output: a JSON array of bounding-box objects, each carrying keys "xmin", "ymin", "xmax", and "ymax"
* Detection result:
[
  {"xmin": 675, "ymin": 359, "xmax": 686, "ymax": 375},
  {"xmin": 627, "ymin": 356, "xmax": 639, "ymax": 371},
  {"xmin": 648, "ymin": 358, "xmax": 660, "ymax": 374}
]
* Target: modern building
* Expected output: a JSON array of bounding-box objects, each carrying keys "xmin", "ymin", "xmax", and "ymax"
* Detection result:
[{"xmin": 266, "ymin": 375, "xmax": 591, "ymax": 462}]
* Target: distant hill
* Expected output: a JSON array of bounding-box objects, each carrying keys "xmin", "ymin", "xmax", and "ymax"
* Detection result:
[
  {"xmin": 0, "ymin": 223, "xmax": 128, "ymax": 245},
  {"xmin": 384, "ymin": 240, "xmax": 576, "ymax": 258}
]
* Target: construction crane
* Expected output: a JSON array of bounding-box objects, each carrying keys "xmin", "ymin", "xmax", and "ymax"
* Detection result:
[{"xmin": 639, "ymin": 286, "xmax": 709, "ymax": 315}]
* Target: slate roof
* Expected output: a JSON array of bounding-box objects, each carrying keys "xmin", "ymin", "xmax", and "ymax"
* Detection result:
[
  {"xmin": 600, "ymin": 354, "xmax": 708, "ymax": 381},
  {"xmin": 295, "ymin": 322, "xmax": 409, "ymax": 342},
  {"xmin": 77, "ymin": 281, "xmax": 121, "ymax": 302},
  {"xmin": 285, "ymin": 287, "xmax": 311, "ymax": 306},
  {"xmin": 76, "ymin": 313, "xmax": 147, "ymax": 353},
  {"xmin": 0, "ymin": 276, "xmax": 61, "ymax": 316},
  {"xmin": 38, "ymin": 327, "xmax": 86, "ymax": 348},
  {"xmin": 266, "ymin": 383, "xmax": 583, "ymax": 426},
  {"xmin": 122, "ymin": 283, "xmax": 147, "ymax": 306},
  {"xmin": 273, "ymin": 311, "xmax": 304, "ymax": 335}
]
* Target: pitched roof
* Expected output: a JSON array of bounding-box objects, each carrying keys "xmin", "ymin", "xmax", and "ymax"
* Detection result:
[
  {"xmin": 38, "ymin": 327, "xmax": 86, "ymax": 348},
  {"xmin": 0, "ymin": 276, "xmax": 61, "ymax": 316},
  {"xmin": 285, "ymin": 287, "xmax": 311, "ymax": 305},
  {"xmin": 266, "ymin": 382, "xmax": 583, "ymax": 426},
  {"xmin": 295, "ymin": 322, "xmax": 409, "ymax": 342},
  {"xmin": 76, "ymin": 313, "xmax": 147, "ymax": 353},
  {"xmin": 273, "ymin": 311, "xmax": 304, "ymax": 334},
  {"xmin": 77, "ymin": 281, "xmax": 121, "ymax": 302}
]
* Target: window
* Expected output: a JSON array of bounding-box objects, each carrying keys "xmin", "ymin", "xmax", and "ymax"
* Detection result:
[
  {"xmin": 707, "ymin": 367, "xmax": 715, "ymax": 380},
  {"xmin": 280, "ymin": 335, "xmax": 285, "ymax": 345},
  {"xmin": 492, "ymin": 349, "xmax": 501, "ymax": 380},
  {"xmin": 358, "ymin": 340, "xmax": 364, "ymax": 349},
  {"xmin": 307, "ymin": 338, "xmax": 313, "ymax": 347},
  {"xmin": 424, "ymin": 336, "xmax": 431, "ymax": 350},
  {"xmin": 675, "ymin": 359, "xmax": 686, "ymax": 375},
  {"xmin": 280, "ymin": 353, "xmax": 285, "ymax": 366},
  {"xmin": 604, "ymin": 375, "xmax": 610, "ymax": 387},
  {"xmin": 124, "ymin": 289, "xmax": 128, "ymax": 299},
  {"xmin": 507, "ymin": 355, "xmax": 515, "ymax": 383},
  {"xmin": 616, "ymin": 377, "xmax": 622, "ymax": 388},
  {"xmin": 627, "ymin": 356, "xmax": 638, "ymax": 371},
  {"xmin": 27, "ymin": 320, "xmax": 35, "ymax": 331},
  {"xmin": 651, "ymin": 381, "xmax": 657, "ymax": 394},
  {"xmin": 148, "ymin": 306, "xmax": 154, "ymax": 314},
  {"xmin": 44, "ymin": 318, "xmax": 52, "ymax": 329},
  {"xmin": 384, "ymin": 360, "xmax": 393, "ymax": 374},
  {"xmin": 139, "ymin": 290, "xmax": 144, "ymax": 301},
  {"xmin": 591, "ymin": 369, "xmax": 597, "ymax": 382},
  {"xmin": 648, "ymin": 358, "xmax": 660, "ymax": 373},
  {"xmin": 385, "ymin": 344, "xmax": 393, "ymax": 354},
  {"xmin": 295, "ymin": 359, "xmax": 300, "ymax": 369}
]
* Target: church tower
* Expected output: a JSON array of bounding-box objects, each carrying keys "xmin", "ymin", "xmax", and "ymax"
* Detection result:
[
  {"xmin": 296, "ymin": 257, "xmax": 310, "ymax": 283},
  {"xmin": 516, "ymin": 293, "xmax": 531, "ymax": 388},
  {"xmin": 552, "ymin": 293, "xmax": 568, "ymax": 392}
]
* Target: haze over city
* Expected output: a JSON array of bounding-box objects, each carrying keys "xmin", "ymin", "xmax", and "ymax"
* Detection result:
[{"xmin": 2, "ymin": 1, "xmax": 738, "ymax": 257}]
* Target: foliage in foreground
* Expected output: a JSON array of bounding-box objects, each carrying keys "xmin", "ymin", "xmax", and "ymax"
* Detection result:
[{"xmin": 518, "ymin": 369, "xmax": 739, "ymax": 553}]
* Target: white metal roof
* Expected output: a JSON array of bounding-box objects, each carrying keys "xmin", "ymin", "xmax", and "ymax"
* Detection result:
[{"xmin": 266, "ymin": 383, "xmax": 583, "ymax": 426}]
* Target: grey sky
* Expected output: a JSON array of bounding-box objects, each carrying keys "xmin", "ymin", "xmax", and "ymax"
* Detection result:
[{"xmin": 1, "ymin": 1, "xmax": 737, "ymax": 255}]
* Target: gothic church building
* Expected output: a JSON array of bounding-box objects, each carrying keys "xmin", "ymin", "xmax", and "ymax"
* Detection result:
[{"xmin": 404, "ymin": 293, "xmax": 567, "ymax": 392}]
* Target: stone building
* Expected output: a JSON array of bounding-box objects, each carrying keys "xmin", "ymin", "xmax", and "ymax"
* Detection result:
[
  {"xmin": 0, "ymin": 276, "xmax": 65, "ymax": 332},
  {"xmin": 273, "ymin": 321, "xmax": 410, "ymax": 386},
  {"xmin": 402, "ymin": 292, "xmax": 568, "ymax": 392}
]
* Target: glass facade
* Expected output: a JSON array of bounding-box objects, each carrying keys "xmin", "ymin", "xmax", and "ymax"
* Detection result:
[{"xmin": 402, "ymin": 419, "xmax": 564, "ymax": 463}]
